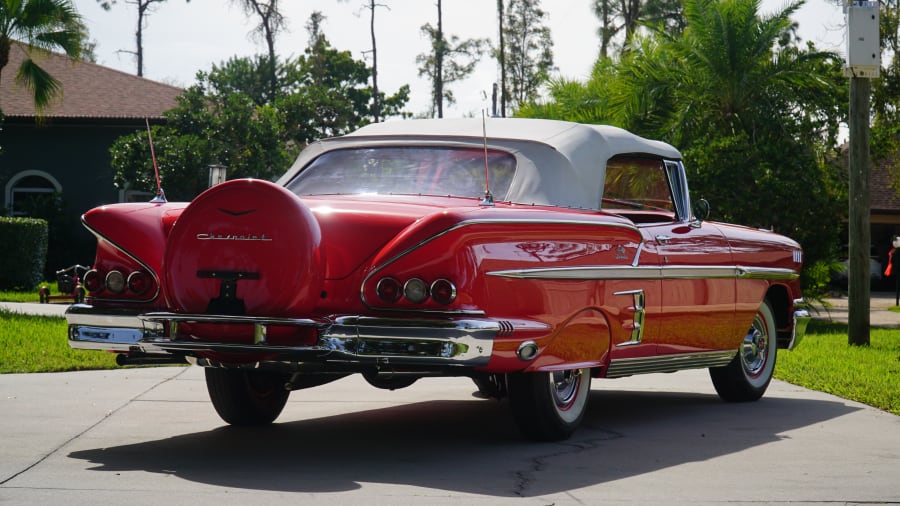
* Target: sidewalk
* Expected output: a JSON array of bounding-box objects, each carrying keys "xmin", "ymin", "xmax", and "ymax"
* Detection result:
[{"xmin": 814, "ymin": 291, "xmax": 900, "ymax": 328}]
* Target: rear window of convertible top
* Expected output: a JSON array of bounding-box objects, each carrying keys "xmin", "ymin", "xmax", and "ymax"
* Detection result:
[{"xmin": 286, "ymin": 146, "xmax": 516, "ymax": 199}]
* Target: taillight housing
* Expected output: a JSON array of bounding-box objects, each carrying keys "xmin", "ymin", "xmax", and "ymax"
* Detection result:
[
  {"xmin": 127, "ymin": 271, "xmax": 152, "ymax": 295},
  {"xmin": 83, "ymin": 269, "xmax": 104, "ymax": 293},
  {"xmin": 376, "ymin": 277, "xmax": 402, "ymax": 303},
  {"xmin": 430, "ymin": 278, "xmax": 457, "ymax": 305},
  {"xmin": 374, "ymin": 276, "xmax": 457, "ymax": 306},
  {"xmin": 84, "ymin": 264, "xmax": 157, "ymax": 301}
]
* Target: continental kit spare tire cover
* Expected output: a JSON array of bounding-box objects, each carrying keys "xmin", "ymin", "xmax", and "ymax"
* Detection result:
[{"xmin": 164, "ymin": 179, "xmax": 324, "ymax": 316}]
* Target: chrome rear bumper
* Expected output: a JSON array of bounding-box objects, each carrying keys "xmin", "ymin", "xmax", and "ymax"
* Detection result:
[{"xmin": 66, "ymin": 304, "xmax": 497, "ymax": 367}]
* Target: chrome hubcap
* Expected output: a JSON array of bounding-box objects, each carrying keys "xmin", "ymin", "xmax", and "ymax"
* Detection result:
[
  {"xmin": 551, "ymin": 369, "xmax": 581, "ymax": 408},
  {"xmin": 741, "ymin": 314, "xmax": 769, "ymax": 377}
]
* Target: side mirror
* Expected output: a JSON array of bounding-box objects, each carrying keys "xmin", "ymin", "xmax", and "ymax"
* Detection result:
[{"xmin": 692, "ymin": 198, "xmax": 710, "ymax": 225}]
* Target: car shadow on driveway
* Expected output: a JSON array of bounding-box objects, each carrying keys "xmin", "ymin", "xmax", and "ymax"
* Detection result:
[{"xmin": 67, "ymin": 389, "xmax": 860, "ymax": 497}]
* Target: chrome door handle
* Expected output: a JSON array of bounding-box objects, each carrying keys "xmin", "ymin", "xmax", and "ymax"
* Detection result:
[{"xmin": 656, "ymin": 235, "xmax": 671, "ymax": 244}]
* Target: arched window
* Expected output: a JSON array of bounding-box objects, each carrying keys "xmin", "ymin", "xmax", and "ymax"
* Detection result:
[{"xmin": 4, "ymin": 170, "xmax": 63, "ymax": 216}]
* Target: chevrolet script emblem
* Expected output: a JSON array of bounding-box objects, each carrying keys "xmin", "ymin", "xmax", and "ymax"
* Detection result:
[{"xmin": 196, "ymin": 233, "xmax": 272, "ymax": 241}]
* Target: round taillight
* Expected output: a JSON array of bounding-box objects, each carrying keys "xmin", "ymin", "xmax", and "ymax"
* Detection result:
[
  {"xmin": 105, "ymin": 270, "xmax": 126, "ymax": 294},
  {"xmin": 376, "ymin": 277, "xmax": 402, "ymax": 303},
  {"xmin": 127, "ymin": 271, "xmax": 151, "ymax": 295},
  {"xmin": 83, "ymin": 269, "xmax": 103, "ymax": 293},
  {"xmin": 430, "ymin": 278, "xmax": 457, "ymax": 305},
  {"xmin": 403, "ymin": 278, "xmax": 429, "ymax": 304}
]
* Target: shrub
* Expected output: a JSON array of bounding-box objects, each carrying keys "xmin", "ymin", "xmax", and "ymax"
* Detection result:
[{"xmin": 0, "ymin": 217, "xmax": 48, "ymax": 290}]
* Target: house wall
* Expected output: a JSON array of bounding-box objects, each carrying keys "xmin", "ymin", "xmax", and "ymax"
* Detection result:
[{"xmin": 0, "ymin": 120, "xmax": 144, "ymax": 274}]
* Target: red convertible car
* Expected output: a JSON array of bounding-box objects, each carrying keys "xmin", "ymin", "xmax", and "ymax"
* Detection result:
[{"xmin": 66, "ymin": 118, "xmax": 809, "ymax": 440}]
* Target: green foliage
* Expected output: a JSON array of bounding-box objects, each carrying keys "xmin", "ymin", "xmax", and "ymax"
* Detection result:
[
  {"xmin": 0, "ymin": 217, "xmax": 48, "ymax": 290},
  {"xmin": 775, "ymin": 321, "xmax": 900, "ymax": 416},
  {"xmin": 592, "ymin": 0, "xmax": 685, "ymax": 58},
  {"xmin": 497, "ymin": 0, "xmax": 555, "ymax": 112},
  {"xmin": 872, "ymin": 3, "xmax": 900, "ymax": 187},
  {"xmin": 109, "ymin": 36, "xmax": 409, "ymax": 201},
  {"xmin": 417, "ymin": 14, "xmax": 488, "ymax": 117}
]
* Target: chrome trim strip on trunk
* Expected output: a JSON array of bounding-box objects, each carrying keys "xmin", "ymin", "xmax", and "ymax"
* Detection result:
[
  {"xmin": 605, "ymin": 349, "xmax": 737, "ymax": 378},
  {"xmin": 66, "ymin": 304, "xmax": 497, "ymax": 366}
]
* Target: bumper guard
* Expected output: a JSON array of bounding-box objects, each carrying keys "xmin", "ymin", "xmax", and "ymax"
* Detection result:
[{"xmin": 66, "ymin": 304, "xmax": 497, "ymax": 367}]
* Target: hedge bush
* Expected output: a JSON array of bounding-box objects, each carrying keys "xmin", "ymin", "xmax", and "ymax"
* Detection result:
[{"xmin": 0, "ymin": 217, "xmax": 48, "ymax": 290}]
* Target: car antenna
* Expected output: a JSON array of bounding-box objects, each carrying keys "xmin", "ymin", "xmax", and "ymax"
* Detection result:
[
  {"xmin": 480, "ymin": 110, "xmax": 494, "ymax": 207},
  {"xmin": 145, "ymin": 118, "xmax": 167, "ymax": 203}
]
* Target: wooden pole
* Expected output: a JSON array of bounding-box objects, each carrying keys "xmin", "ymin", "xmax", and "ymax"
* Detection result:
[{"xmin": 848, "ymin": 75, "xmax": 872, "ymax": 346}]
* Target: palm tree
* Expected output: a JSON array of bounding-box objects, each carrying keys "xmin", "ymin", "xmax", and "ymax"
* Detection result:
[
  {"xmin": 610, "ymin": 0, "xmax": 837, "ymax": 145},
  {"xmin": 0, "ymin": 0, "xmax": 86, "ymax": 112}
]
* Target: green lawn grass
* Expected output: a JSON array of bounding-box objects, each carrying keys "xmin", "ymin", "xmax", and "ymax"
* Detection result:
[
  {"xmin": 0, "ymin": 310, "xmax": 118, "ymax": 373},
  {"xmin": 1, "ymin": 306, "xmax": 899, "ymax": 417},
  {"xmin": 0, "ymin": 288, "xmax": 45, "ymax": 303},
  {"xmin": 774, "ymin": 320, "xmax": 900, "ymax": 416}
]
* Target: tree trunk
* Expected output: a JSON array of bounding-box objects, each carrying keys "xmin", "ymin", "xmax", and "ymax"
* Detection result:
[
  {"xmin": 497, "ymin": 0, "xmax": 506, "ymax": 117},
  {"xmin": 436, "ymin": 0, "xmax": 444, "ymax": 118},
  {"xmin": 137, "ymin": 2, "xmax": 146, "ymax": 76}
]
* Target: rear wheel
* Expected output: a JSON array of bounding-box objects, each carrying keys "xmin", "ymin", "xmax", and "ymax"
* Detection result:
[
  {"xmin": 205, "ymin": 368, "xmax": 290, "ymax": 426},
  {"xmin": 508, "ymin": 368, "xmax": 591, "ymax": 441},
  {"xmin": 710, "ymin": 300, "xmax": 777, "ymax": 402}
]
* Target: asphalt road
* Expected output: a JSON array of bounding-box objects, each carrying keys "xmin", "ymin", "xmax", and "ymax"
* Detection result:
[{"xmin": 1, "ymin": 365, "xmax": 898, "ymax": 505}]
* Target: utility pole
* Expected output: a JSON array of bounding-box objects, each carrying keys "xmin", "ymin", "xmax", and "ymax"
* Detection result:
[{"xmin": 845, "ymin": 1, "xmax": 879, "ymax": 346}]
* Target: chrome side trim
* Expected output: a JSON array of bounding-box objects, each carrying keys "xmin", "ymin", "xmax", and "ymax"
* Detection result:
[
  {"xmin": 605, "ymin": 349, "xmax": 737, "ymax": 378},
  {"xmin": 613, "ymin": 289, "xmax": 645, "ymax": 346},
  {"xmin": 735, "ymin": 267, "xmax": 800, "ymax": 281},
  {"xmin": 489, "ymin": 265, "xmax": 662, "ymax": 280},
  {"xmin": 487, "ymin": 265, "xmax": 799, "ymax": 281},
  {"xmin": 66, "ymin": 304, "xmax": 497, "ymax": 366}
]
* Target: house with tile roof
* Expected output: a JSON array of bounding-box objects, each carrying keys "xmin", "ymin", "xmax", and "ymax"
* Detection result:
[
  {"xmin": 1, "ymin": 41, "xmax": 182, "ymax": 272},
  {"xmin": 866, "ymin": 157, "xmax": 900, "ymax": 290}
]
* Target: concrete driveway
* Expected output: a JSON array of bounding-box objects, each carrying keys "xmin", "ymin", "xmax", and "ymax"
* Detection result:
[{"xmin": 1, "ymin": 365, "xmax": 898, "ymax": 505}]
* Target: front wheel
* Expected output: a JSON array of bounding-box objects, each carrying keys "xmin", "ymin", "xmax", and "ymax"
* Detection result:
[
  {"xmin": 205, "ymin": 368, "xmax": 290, "ymax": 426},
  {"xmin": 508, "ymin": 368, "xmax": 591, "ymax": 441},
  {"xmin": 710, "ymin": 300, "xmax": 777, "ymax": 402}
]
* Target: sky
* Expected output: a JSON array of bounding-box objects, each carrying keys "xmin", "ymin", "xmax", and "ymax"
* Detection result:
[{"xmin": 70, "ymin": 0, "xmax": 847, "ymax": 118}]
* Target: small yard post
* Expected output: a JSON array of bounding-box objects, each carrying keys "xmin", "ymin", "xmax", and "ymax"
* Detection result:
[{"xmin": 845, "ymin": 1, "xmax": 879, "ymax": 346}]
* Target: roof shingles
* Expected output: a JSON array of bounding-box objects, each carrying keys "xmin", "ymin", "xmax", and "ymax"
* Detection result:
[{"xmin": 0, "ymin": 42, "xmax": 182, "ymax": 119}]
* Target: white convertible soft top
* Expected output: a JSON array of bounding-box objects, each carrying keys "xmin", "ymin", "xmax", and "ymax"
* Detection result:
[{"xmin": 278, "ymin": 118, "xmax": 683, "ymax": 209}]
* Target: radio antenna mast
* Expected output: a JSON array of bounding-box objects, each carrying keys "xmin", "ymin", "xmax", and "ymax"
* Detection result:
[
  {"xmin": 480, "ymin": 110, "xmax": 494, "ymax": 207},
  {"xmin": 146, "ymin": 118, "xmax": 167, "ymax": 203}
]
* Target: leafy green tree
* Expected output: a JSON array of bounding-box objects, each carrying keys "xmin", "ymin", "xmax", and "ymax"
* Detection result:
[
  {"xmin": 109, "ymin": 26, "xmax": 409, "ymax": 200},
  {"xmin": 593, "ymin": 0, "xmax": 684, "ymax": 58},
  {"xmin": 95, "ymin": 0, "xmax": 190, "ymax": 77},
  {"xmin": 230, "ymin": 0, "xmax": 284, "ymax": 102},
  {"xmin": 0, "ymin": 0, "xmax": 86, "ymax": 112},
  {"xmin": 496, "ymin": 0, "xmax": 554, "ymax": 114},
  {"xmin": 867, "ymin": 1, "xmax": 900, "ymax": 186},
  {"xmin": 110, "ymin": 82, "xmax": 290, "ymax": 201},
  {"xmin": 416, "ymin": 0, "xmax": 487, "ymax": 117}
]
